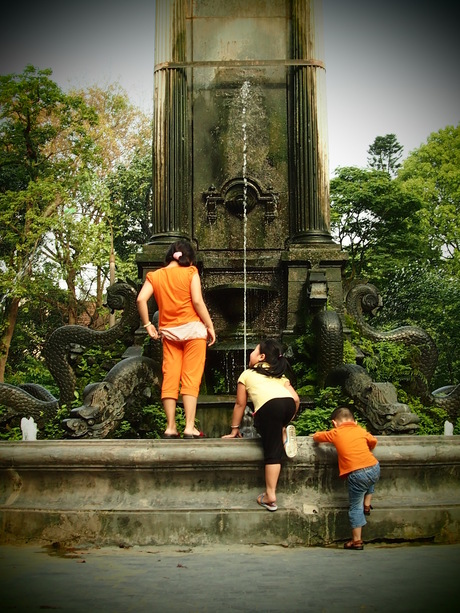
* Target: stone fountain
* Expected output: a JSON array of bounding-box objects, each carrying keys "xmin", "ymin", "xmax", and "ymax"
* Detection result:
[
  {"xmin": 0, "ymin": 0, "xmax": 459, "ymax": 548},
  {"xmin": 136, "ymin": 0, "xmax": 347, "ymax": 396}
]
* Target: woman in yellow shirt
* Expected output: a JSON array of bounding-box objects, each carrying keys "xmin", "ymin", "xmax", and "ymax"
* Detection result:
[{"xmin": 223, "ymin": 339, "xmax": 300, "ymax": 512}]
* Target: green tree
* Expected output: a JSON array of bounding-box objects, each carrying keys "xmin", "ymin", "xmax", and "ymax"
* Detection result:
[
  {"xmin": 367, "ymin": 134, "xmax": 403, "ymax": 176},
  {"xmin": 108, "ymin": 151, "xmax": 153, "ymax": 267},
  {"xmin": 396, "ymin": 124, "xmax": 460, "ymax": 275},
  {"xmin": 0, "ymin": 68, "xmax": 153, "ymax": 381},
  {"xmin": 336, "ymin": 125, "xmax": 460, "ymax": 389},
  {"xmin": 73, "ymin": 83, "xmax": 152, "ymax": 296},
  {"xmin": 0, "ymin": 66, "xmax": 98, "ymax": 380},
  {"xmin": 375, "ymin": 262, "xmax": 460, "ymax": 388},
  {"xmin": 36, "ymin": 84, "xmax": 152, "ymax": 318},
  {"xmin": 329, "ymin": 166, "xmax": 430, "ymax": 284}
]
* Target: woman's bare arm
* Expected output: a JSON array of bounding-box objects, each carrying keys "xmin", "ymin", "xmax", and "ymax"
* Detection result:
[{"xmin": 190, "ymin": 273, "xmax": 216, "ymax": 345}]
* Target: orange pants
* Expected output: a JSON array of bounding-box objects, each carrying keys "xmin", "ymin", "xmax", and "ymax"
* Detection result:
[{"xmin": 161, "ymin": 337, "xmax": 207, "ymax": 399}]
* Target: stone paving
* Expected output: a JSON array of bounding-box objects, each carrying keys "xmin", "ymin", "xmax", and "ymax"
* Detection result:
[{"xmin": 1, "ymin": 542, "xmax": 459, "ymax": 612}]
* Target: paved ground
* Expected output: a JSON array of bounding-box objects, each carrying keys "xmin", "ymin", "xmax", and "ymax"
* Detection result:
[{"xmin": 1, "ymin": 542, "xmax": 459, "ymax": 612}]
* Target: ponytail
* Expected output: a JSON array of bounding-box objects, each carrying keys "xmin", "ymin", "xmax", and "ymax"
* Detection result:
[
  {"xmin": 252, "ymin": 339, "xmax": 296, "ymax": 385},
  {"xmin": 165, "ymin": 239, "xmax": 196, "ymax": 266}
]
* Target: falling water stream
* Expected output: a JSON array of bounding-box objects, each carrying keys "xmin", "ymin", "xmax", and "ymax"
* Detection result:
[{"xmin": 241, "ymin": 80, "xmax": 250, "ymax": 360}]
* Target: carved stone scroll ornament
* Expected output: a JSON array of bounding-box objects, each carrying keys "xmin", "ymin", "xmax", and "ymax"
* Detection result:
[
  {"xmin": 0, "ymin": 383, "xmax": 59, "ymax": 428},
  {"xmin": 203, "ymin": 178, "xmax": 278, "ymax": 224}
]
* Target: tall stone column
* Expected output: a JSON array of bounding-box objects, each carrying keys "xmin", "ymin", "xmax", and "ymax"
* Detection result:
[
  {"xmin": 289, "ymin": 0, "xmax": 332, "ymax": 244},
  {"xmin": 150, "ymin": 0, "xmax": 190, "ymax": 244}
]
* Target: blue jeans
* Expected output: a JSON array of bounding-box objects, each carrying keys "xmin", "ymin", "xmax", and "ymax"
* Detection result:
[{"xmin": 347, "ymin": 463, "xmax": 380, "ymax": 529}]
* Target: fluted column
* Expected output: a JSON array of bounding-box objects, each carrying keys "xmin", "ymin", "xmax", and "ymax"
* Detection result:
[
  {"xmin": 289, "ymin": 0, "xmax": 332, "ymax": 244},
  {"xmin": 150, "ymin": 0, "xmax": 190, "ymax": 243}
]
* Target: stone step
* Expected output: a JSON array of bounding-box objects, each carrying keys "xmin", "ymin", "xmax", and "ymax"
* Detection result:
[{"xmin": 1, "ymin": 437, "xmax": 459, "ymax": 547}]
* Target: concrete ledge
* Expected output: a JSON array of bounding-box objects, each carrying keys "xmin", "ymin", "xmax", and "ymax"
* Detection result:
[{"xmin": 1, "ymin": 436, "xmax": 459, "ymax": 547}]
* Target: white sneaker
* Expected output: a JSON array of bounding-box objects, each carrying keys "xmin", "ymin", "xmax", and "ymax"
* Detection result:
[{"xmin": 284, "ymin": 424, "xmax": 297, "ymax": 458}]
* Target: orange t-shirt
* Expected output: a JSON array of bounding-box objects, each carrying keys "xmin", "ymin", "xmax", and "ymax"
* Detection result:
[
  {"xmin": 146, "ymin": 265, "xmax": 201, "ymax": 328},
  {"xmin": 313, "ymin": 422, "xmax": 378, "ymax": 477}
]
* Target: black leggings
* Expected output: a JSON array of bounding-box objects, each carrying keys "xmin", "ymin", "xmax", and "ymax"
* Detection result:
[{"xmin": 253, "ymin": 397, "xmax": 297, "ymax": 465}]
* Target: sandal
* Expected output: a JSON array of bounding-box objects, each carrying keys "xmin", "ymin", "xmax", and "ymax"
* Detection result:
[
  {"xmin": 183, "ymin": 431, "xmax": 206, "ymax": 439},
  {"xmin": 364, "ymin": 505, "xmax": 373, "ymax": 516},
  {"xmin": 344, "ymin": 540, "xmax": 364, "ymax": 550},
  {"xmin": 257, "ymin": 493, "xmax": 278, "ymax": 512}
]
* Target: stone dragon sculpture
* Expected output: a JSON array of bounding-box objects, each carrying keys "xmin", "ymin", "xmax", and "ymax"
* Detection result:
[
  {"xmin": 313, "ymin": 309, "xmax": 420, "ymax": 434},
  {"xmin": 345, "ymin": 283, "xmax": 460, "ymax": 421},
  {"xmin": 0, "ymin": 281, "xmax": 161, "ymax": 436},
  {"xmin": 325, "ymin": 363, "xmax": 420, "ymax": 434},
  {"xmin": 0, "ymin": 382, "xmax": 60, "ymax": 427},
  {"xmin": 42, "ymin": 280, "xmax": 141, "ymax": 407},
  {"xmin": 63, "ymin": 355, "xmax": 161, "ymax": 438},
  {"xmin": 313, "ymin": 310, "xmax": 344, "ymax": 388}
]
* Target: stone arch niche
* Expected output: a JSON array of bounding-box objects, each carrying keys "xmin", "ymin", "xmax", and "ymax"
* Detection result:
[
  {"xmin": 136, "ymin": 0, "xmax": 348, "ymax": 392},
  {"xmin": 203, "ymin": 177, "xmax": 278, "ymax": 224}
]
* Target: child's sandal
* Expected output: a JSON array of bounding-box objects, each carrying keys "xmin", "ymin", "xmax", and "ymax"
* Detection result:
[{"xmin": 344, "ymin": 540, "xmax": 364, "ymax": 550}]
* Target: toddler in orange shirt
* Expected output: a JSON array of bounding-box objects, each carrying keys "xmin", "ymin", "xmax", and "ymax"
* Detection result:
[{"xmin": 312, "ymin": 406, "xmax": 380, "ymax": 550}]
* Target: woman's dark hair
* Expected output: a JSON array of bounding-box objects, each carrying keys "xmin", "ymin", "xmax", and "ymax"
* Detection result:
[
  {"xmin": 165, "ymin": 239, "xmax": 196, "ymax": 267},
  {"xmin": 252, "ymin": 338, "xmax": 296, "ymax": 385}
]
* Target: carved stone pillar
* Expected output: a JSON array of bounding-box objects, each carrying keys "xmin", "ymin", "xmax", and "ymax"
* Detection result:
[
  {"xmin": 289, "ymin": 0, "xmax": 332, "ymax": 244},
  {"xmin": 150, "ymin": 0, "xmax": 190, "ymax": 244}
]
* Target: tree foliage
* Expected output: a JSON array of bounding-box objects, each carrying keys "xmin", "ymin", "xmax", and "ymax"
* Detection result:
[
  {"xmin": 38, "ymin": 83, "xmax": 152, "ymax": 310},
  {"xmin": 108, "ymin": 151, "xmax": 153, "ymax": 267},
  {"xmin": 0, "ymin": 67, "xmax": 153, "ymax": 382},
  {"xmin": 330, "ymin": 166, "xmax": 431, "ymax": 284},
  {"xmin": 375, "ymin": 262, "xmax": 460, "ymax": 388},
  {"xmin": 0, "ymin": 66, "xmax": 99, "ymax": 379},
  {"xmin": 396, "ymin": 124, "xmax": 460, "ymax": 274},
  {"xmin": 367, "ymin": 133, "xmax": 403, "ymax": 176},
  {"xmin": 331, "ymin": 126, "xmax": 460, "ymax": 393}
]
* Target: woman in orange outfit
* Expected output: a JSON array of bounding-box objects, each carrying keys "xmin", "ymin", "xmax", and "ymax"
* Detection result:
[{"xmin": 137, "ymin": 239, "xmax": 216, "ymax": 438}]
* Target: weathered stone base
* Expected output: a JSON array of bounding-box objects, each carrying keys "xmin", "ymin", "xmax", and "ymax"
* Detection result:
[{"xmin": 1, "ymin": 436, "xmax": 459, "ymax": 547}]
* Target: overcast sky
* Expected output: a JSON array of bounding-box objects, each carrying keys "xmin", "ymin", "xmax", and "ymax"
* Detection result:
[{"xmin": 1, "ymin": 1, "xmax": 459, "ymax": 174}]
